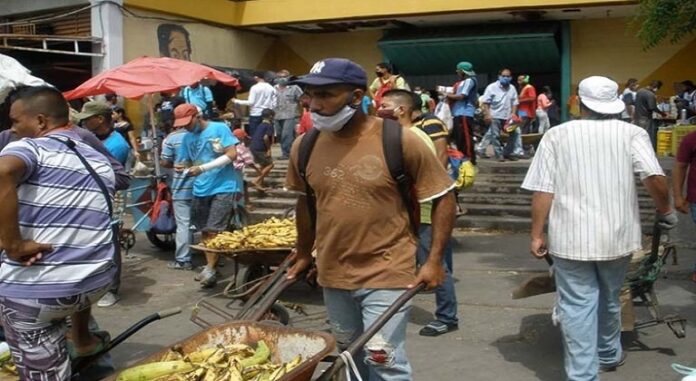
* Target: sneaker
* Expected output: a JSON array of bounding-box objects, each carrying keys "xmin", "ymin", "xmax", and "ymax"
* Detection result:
[
  {"xmin": 194, "ymin": 266, "xmax": 209, "ymax": 281},
  {"xmin": 419, "ymin": 321, "xmax": 458, "ymax": 337},
  {"xmin": 167, "ymin": 261, "xmax": 193, "ymax": 271},
  {"xmin": 504, "ymin": 155, "xmax": 520, "ymax": 161},
  {"xmin": 599, "ymin": 352, "xmax": 627, "ymax": 373},
  {"xmin": 96, "ymin": 292, "xmax": 120, "ymax": 308},
  {"xmin": 199, "ymin": 267, "xmax": 217, "ymax": 288}
]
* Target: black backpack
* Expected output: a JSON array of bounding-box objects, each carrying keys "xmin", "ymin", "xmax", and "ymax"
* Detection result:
[{"xmin": 297, "ymin": 118, "xmax": 418, "ymax": 234}]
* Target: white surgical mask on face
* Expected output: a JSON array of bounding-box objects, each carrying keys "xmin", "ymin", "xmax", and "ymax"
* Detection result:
[{"xmin": 311, "ymin": 104, "xmax": 357, "ymax": 132}]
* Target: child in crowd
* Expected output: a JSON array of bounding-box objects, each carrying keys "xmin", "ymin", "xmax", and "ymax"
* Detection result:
[
  {"xmin": 232, "ymin": 128, "xmax": 262, "ymax": 209},
  {"xmin": 249, "ymin": 108, "xmax": 275, "ymax": 191},
  {"xmin": 296, "ymin": 94, "xmax": 313, "ymax": 135}
]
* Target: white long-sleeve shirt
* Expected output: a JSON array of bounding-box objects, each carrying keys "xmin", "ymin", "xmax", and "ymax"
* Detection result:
[
  {"xmin": 234, "ymin": 81, "xmax": 275, "ymax": 117},
  {"xmin": 522, "ymin": 119, "xmax": 664, "ymax": 261}
]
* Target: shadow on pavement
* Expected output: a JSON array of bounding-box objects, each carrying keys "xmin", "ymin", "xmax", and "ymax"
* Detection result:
[
  {"xmin": 492, "ymin": 313, "xmax": 564, "ymax": 381},
  {"xmin": 622, "ymin": 331, "xmax": 678, "ymax": 357}
]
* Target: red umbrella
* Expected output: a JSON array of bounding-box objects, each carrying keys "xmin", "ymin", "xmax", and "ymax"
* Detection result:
[{"xmin": 63, "ymin": 56, "xmax": 240, "ymax": 100}]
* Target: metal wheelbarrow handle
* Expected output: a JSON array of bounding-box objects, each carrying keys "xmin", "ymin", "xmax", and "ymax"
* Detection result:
[
  {"xmin": 316, "ymin": 283, "xmax": 426, "ymax": 381},
  {"xmin": 72, "ymin": 307, "xmax": 182, "ymax": 374}
]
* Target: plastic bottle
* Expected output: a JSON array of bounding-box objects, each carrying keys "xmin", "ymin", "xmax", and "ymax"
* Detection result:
[{"xmin": 678, "ymin": 109, "xmax": 688, "ymax": 125}]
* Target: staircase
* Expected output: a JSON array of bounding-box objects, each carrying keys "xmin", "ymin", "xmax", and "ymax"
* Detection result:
[{"xmin": 246, "ymin": 159, "xmax": 657, "ymax": 232}]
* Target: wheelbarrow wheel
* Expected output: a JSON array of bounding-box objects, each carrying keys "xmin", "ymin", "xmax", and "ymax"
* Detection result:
[
  {"xmin": 146, "ymin": 231, "xmax": 175, "ymax": 250},
  {"xmin": 260, "ymin": 303, "xmax": 290, "ymax": 326},
  {"xmin": 120, "ymin": 228, "xmax": 136, "ymax": 251},
  {"xmin": 236, "ymin": 263, "xmax": 267, "ymax": 292}
]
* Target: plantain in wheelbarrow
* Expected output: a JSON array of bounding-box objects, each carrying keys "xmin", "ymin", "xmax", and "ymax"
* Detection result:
[{"xmin": 89, "ymin": 260, "xmax": 424, "ymax": 381}]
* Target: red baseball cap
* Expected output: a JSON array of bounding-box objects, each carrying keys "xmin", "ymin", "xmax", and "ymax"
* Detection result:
[
  {"xmin": 233, "ymin": 128, "xmax": 248, "ymax": 140},
  {"xmin": 173, "ymin": 104, "xmax": 198, "ymax": 127}
]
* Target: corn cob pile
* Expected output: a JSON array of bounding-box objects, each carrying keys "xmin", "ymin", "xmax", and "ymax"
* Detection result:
[
  {"xmin": 117, "ymin": 340, "xmax": 302, "ymax": 381},
  {"xmin": 205, "ymin": 218, "xmax": 296, "ymax": 251}
]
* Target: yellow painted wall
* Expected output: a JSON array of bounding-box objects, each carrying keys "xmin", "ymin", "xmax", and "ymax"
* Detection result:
[
  {"xmin": 277, "ymin": 30, "xmax": 383, "ymax": 80},
  {"xmin": 570, "ymin": 18, "xmax": 696, "ymax": 96},
  {"xmin": 126, "ymin": 0, "xmax": 632, "ymax": 27},
  {"xmin": 121, "ymin": 9, "xmax": 276, "ymax": 128},
  {"xmin": 121, "ymin": 9, "xmax": 275, "ymax": 67}
]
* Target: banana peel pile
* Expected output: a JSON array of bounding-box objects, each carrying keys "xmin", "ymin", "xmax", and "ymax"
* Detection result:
[
  {"xmin": 205, "ymin": 218, "xmax": 297, "ymax": 251},
  {"xmin": 117, "ymin": 340, "xmax": 302, "ymax": 381}
]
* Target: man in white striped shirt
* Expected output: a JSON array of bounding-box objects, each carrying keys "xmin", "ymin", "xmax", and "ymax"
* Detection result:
[
  {"xmin": 0, "ymin": 86, "xmax": 117, "ymax": 379},
  {"xmin": 522, "ymin": 76, "xmax": 677, "ymax": 381}
]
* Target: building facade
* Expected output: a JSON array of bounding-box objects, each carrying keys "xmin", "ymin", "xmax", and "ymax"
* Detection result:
[{"xmin": 2, "ymin": 0, "xmax": 694, "ymax": 121}]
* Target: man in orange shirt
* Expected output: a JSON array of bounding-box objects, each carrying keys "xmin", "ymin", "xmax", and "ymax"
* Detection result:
[{"xmin": 517, "ymin": 75, "xmax": 537, "ymax": 134}]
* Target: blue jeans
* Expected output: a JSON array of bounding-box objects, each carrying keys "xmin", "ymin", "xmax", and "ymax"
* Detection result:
[
  {"xmin": 691, "ymin": 202, "xmax": 696, "ymax": 224},
  {"xmin": 553, "ymin": 255, "xmax": 631, "ymax": 381},
  {"xmin": 477, "ymin": 118, "xmax": 520, "ymax": 158},
  {"xmin": 416, "ymin": 224, "xmax": 458, "ymax": 325},
  {"xmin": 173, "ymin": 199, "xmax": 192, "ymax": 263},
  {"xmin": 323, "ymin": 288, "xmax": 412, "ymax": 381},
  {"xmin": 274, "ymin": 118, "xmax": 297, "ymax": 158}
]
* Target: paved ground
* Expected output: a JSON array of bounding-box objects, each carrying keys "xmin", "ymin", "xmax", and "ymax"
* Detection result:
[{"xmin": 94, "ymin": 215, "xmax": 696, "ymax": 380}]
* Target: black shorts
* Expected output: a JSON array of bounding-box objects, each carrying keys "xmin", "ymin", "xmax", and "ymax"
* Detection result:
[
  {"xmin": 190, "ymin": 193, "xmax": 238, "ymax": 233},
  {"xmin": 252, "ymin": 150, "xmax": 273, "ymax": 167}
]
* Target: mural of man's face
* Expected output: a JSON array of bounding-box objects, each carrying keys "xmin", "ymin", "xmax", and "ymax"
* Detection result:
[{"xmin": 168, "ymin": 30, "xmax": 191, "ymax": 61}]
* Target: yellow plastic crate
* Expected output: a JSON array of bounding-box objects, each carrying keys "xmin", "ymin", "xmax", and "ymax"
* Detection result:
[
  {"xmin": 671, "ymin": 125, "xmax": 696, "ymax": 156},
  {"xmin": 656, "ymin": 130, "xmax": 672, "ymax": 157}
]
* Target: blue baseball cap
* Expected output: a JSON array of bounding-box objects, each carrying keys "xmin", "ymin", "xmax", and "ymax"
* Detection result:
[{"xmin": 293, "ymin": 58, "xmax": 367, "ymax": 87}]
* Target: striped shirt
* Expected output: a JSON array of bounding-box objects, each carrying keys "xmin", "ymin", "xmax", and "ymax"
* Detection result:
[
  {"xmin": 0, "ymin": 130, "xmax": 117, "ymax": 298},
  {"xmin": 161, "ymin": 129, "xmax": 194, "ymax": 201},
  {"xmin": 521, "ymin": 119, "xmax": 664, "ymax": 261},
  {"xmin": 234, "ymin": 143, "xmax": 254, "ymax": 171},
  {"xmin": 412, "ymin": 113, "xmax": 449, "ymax": 141}
]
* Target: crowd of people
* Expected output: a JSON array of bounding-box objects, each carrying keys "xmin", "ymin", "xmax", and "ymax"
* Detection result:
[{"xmin": 0, "ymin": 54, "xmax": 694, "ymax": 381}]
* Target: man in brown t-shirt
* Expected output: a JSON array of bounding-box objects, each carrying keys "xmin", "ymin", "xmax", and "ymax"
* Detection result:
[{"xmin": 286, "ymin": 58, "xmax": 456, "ymax": 380}]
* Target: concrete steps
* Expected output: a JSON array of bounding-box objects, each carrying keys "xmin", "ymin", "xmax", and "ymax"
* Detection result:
[{"xmin": 245, "ymin": 156, "xmax": 659, "ymax": 232}]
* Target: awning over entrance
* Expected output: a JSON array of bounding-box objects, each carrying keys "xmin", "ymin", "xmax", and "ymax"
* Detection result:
[{"xmin": 378, "ymin": 23, "xmax": 561, "ymax": 76}]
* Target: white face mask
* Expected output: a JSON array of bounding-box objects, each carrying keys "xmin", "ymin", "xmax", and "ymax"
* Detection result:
[{"xmin": 311, "ymin": 104, "xmax": 357, "ymax": 132}]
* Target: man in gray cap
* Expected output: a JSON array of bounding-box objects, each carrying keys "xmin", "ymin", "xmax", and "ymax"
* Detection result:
[
  {"xmin": 285, "ymin": 58, "xmax": 456, "ymax": 380},
  {"xmin": 77, "ymin": 101, "xmax": 131, "ymax": 168},
  {"xmin": 522, "ymin": 76, "xmax": 677, "ymax": 380},
  {"xmin": 76, "ymin": 100, "xmax": 131, "ymax": 307}
]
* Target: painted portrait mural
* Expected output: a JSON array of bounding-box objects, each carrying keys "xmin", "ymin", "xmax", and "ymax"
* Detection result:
[{"xmin": 157, "ymin": 23, "xmax": 192, "ymax": 61}]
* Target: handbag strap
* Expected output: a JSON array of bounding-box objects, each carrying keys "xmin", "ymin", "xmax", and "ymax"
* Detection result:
[{"xmin": 47, "ymin": 136, "xmax": 113, "ymax": 217}]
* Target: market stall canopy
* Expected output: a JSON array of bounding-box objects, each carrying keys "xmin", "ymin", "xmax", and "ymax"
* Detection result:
[
  {"xmin": 63, "ymin": 56, "xmax": 241, "ymax": 100},
  {"xmin": 0, "ymin": 53, "xmax": 49, "ymax": 104},
  {"xmin": 378, "ymin": 23, "xmax": 561, "ymax": 76}
]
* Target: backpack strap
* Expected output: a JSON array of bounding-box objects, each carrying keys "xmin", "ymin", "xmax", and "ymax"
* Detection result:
[
  {"xmin": 382, "ymin": 119, "xmax": 418, "ymax": 235},
  {"xmin": 47, "ymin": 136, "xmax": 119, "ymax": 248},
  {"xmin": 47, "ymin": 136, "xmax": 113, "ymax": 216},
  {"xmin": 299, "ymin": 122, "xmax": 418, "ymax": 235},
  {"xmin": 297, "ymin": 128, "xmax": 321, "ymax": 230}
]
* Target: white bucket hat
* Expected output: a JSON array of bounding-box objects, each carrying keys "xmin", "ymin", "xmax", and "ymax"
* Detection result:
[{"xmin": 578, "ymin": 76, "xmax": 625, "ymax": 115}]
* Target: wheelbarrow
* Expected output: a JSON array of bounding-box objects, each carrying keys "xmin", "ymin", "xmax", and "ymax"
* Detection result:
[
  {"xmin": 190, "ymin": 249, "xmax": 299, "ymax": 327},
  {"xmin": 106, "ymin": 251, "xmax": 424, "ymax": 381},
  {"xmin": 104, "ymin": 283, "xmax": 425, "ymax": 381},
  {"xmin": 104, "ymin": 321, "xmax": 337, "ymax": 381},
  {"xmin": 511, "ymin": 222, "xmax": 687, "ymax": 339}
]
